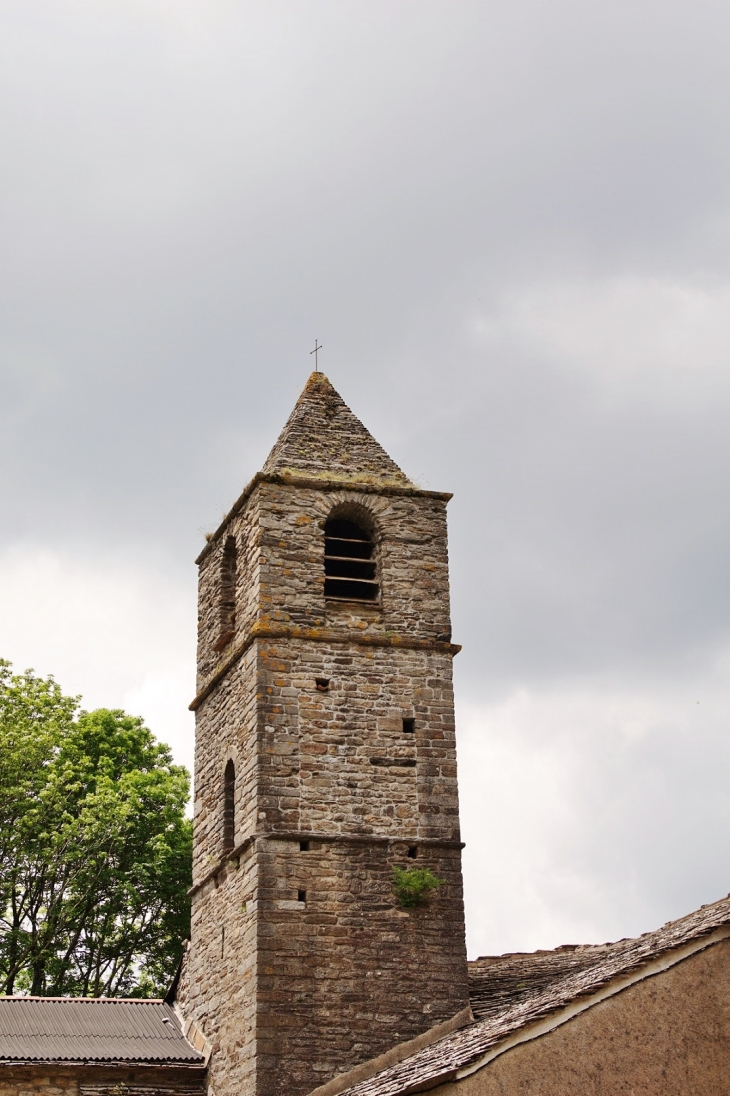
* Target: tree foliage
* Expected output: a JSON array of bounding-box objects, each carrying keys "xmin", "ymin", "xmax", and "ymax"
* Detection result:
[{"xmin": 0, "ymin": 660, "xmax": 192, "ymax": 997}]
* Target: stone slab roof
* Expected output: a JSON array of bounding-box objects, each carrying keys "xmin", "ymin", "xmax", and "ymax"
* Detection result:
[
  {"xmin": 468, "ymin": 940, "xmax": 623, "ymax": 1022},
  {"xmin": 0, "ymin": 998, "xmax": 204, "ymax": 1064},
  {"xmin": 327, "ymin": 892, "xmax": 730, "ymax": 1096},
  {"xmin": 262, "ymin": 372, "xmax": 412, "ymax": 487}
]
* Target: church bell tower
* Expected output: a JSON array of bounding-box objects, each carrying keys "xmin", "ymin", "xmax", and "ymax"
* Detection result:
[{"xmin": 179, "ymin": 373, "xmax": 469, "ymax": 1096}]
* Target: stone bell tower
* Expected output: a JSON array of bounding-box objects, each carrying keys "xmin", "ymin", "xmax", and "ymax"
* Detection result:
[{"xmin": 178, "ymin": 373, "xmax": 469, "ymax": 1096}]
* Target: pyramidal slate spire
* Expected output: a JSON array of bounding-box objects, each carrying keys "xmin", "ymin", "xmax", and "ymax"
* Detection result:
[{"xmin": 262, "ymin": 371, "xmax": 412, "ymax": 487}]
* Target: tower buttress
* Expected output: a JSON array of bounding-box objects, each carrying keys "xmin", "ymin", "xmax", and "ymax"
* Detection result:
[{"xmin": 178, "ymin": 373, "xmax": 469, "ymax": 1096}]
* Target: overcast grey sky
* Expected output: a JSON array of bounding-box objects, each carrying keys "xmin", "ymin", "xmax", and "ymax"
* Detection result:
[{"xmin": 3, "ymin": 0, "xmax": 730, "ymax": 958}]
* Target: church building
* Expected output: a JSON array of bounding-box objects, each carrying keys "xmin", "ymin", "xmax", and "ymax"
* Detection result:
[{"xmin": 2, "ymin": 372, "xmax": 730, "ymax": 1096}]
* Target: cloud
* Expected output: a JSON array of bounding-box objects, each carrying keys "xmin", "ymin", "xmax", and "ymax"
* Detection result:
[
  {"xmin": 0, "ymin": 544, "xmax": 196, "ymax": 773},
  {"xmin": 471, "ymin": 275, "xmax": 730, "ymax": 410},
  {"xmin": 459, "ymin": 665, "xmax": 730, "ymax": 957}
]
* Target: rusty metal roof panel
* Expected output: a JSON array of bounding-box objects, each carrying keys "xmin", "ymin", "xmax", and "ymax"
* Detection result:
[{"xmin": 0, "ymin": 998, "xmax": 204, "ymax": 1063}]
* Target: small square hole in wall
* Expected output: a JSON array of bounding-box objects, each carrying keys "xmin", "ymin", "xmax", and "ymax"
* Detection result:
[
  {"xmin": 299, "ymin": 840, "xmax": 310, "ymax": 851},
  {"xmin": 298, "ymin": 890, "xmax": 307, "ymax": 903},
  {"xmin": 316, "ymin": 678, "xmax": 330, "ymax": 692},
  {"xmin": 407, "ymin": 846, "xmax": 418, "ymax": 859},
  {"xmin": 402, "ymin": 718, "xmax": 415, "ymax": 733}
]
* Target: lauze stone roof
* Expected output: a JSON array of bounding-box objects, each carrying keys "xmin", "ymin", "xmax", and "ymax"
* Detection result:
[
  {"xmin": 323, "ymin": 891, "xmax": 730, "ymax": 1096},
  {"xmin": 0, "ymin": 997, "xmax": 203, "ymax": 1064},
  {"xmin": 262, "ymin": 372, "xmax": 412, "ymax": 487}
]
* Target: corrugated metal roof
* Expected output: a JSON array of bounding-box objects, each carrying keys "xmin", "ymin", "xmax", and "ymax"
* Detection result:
[{"xmin": 0, "ymin": 998, "xmax": 204, "ymax": 1063}]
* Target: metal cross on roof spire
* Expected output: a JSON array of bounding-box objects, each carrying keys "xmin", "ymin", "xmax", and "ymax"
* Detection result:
[{"xmin": 310, "ymin": 339, "xmax": 322, "ymax": 371}]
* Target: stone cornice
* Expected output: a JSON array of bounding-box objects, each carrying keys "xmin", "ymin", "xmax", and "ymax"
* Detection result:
[
  {"xmin": 189, "ymin": 621, "xmax": 461, "ymax": 711},
  {"xmin": 189, "ymin": 831, "xmax": 466, "ymax": 897},
  {"xmin": 195, "ymin": 471, "xmax": 453, "ymax": 565}
]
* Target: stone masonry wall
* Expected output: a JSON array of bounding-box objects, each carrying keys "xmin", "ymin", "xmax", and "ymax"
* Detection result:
[
  {"xmin": 254, "ymin": 635, "xmax": 467, "ymax": 1095},
  {"xmin": 194, "ymin": 477, "xmax": 453, "ymax": 689},
  {"xmin": 196, "ymin": 494, "xmax": 261, "ymax": 691},
  {"xmin": 255, "ymin": 483, "xmax": 452, "ymax": 641},
  {"xmin": 191, "ymin": 644, "xmax": 259, "ymax": 880},
  {"xmin": 257, "ymin": 638, "xmax": 460, "ymax": 841},
  {"xmin": 0, "ymin": 1069, "xmax": 77, "ymax": 1096},
  {"xmin": 256, "ymin": 837, "xmax": 467, "ymax": 1096},
  {"xmin": 0, "ymin": 1067, "xmax": 205, "ymax": 1096},
  {"xmin": 178, "ymin": 844, "xmax": 259, "ymax": 1096},
  {"xmin": 186, "ymin": 464, "xmax": 468, "ymax": 1096},
  {"xmin": 184, "ymin": 633, "xmax": 468, "ymax": 1096}
]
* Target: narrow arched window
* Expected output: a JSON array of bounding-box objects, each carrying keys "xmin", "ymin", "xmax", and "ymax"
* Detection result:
[
  {"xmin": 223, "ymin": 759, "xmax": 235, "ymax": 852},
  {"xmin": 214, "ymin": 536, "xmax": 237, "ymax": 651},
  {"xmin": 324, "ymin": 517, "xmax": 378, "ymax": 602}
]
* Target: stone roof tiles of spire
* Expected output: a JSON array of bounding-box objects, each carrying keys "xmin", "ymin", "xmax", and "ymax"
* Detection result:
[{"xmin": 262, "ymin": 372, "xmax": 412, "ymax": 487}]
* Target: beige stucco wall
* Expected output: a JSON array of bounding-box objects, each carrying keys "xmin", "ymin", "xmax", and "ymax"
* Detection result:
[{"xmin": 438, "ymin": 936, "xmax": 730, "ymax": 1096}]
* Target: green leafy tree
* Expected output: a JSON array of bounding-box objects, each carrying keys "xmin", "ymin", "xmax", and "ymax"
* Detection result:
[{"xmin": 0, "ymin": 661, "xmax": 192, "ymax": 997}]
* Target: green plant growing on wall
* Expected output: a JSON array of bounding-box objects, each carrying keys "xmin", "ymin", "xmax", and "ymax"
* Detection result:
[{"xmin": 392, "ymin": 866, "xmax": 444, "ymax": 908}]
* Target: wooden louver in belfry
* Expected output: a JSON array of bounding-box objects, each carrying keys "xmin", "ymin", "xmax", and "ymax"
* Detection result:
[{"xmin": 324, "ymin": 518, "xmax": 378, "ymax": 601}]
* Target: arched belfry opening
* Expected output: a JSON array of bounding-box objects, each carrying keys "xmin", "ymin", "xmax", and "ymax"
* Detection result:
[
  {"xmin": 222, "ymin": 759, "xmax": 235, "ymax": 852},
  {"xmin": 324, "ymin": 515, "xmax": 378, "ymax": 602},
  {"xmin": 214, "ymin": 536, "xmax": 237, "ymax": 651}
]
